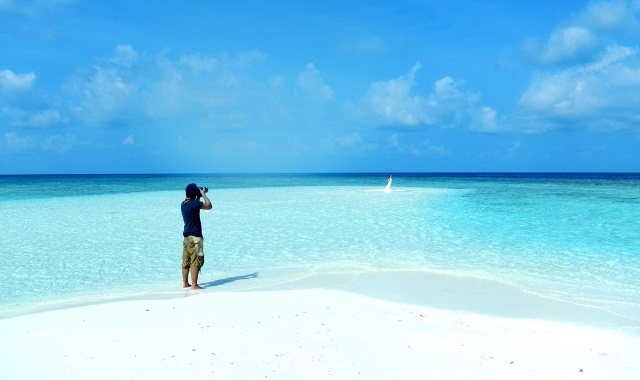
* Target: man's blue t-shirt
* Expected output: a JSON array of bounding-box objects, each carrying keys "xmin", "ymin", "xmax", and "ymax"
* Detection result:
[{"xmin": 181, "ymin": 199, "xmax": 204, "ymax": 237}]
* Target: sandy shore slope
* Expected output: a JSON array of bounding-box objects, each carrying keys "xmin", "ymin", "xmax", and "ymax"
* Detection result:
[{"xmin": 1, "ymin": 288, "xmax": 639, "ymax": 379}]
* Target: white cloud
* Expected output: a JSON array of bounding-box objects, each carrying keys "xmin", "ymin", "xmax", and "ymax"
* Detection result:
[
  {"xmin": 0, "ymin": 69, "xmax": 35, "ymax": 91},
  {"xmin": 365, "ymin": 64, "xmax": 499, "ymax": 132},
  {"xmin": 526, "ymin": 1, "xmax": 640, "ymax": 65},
  {"xmin": 56, "ymin": 46, "xmax": 338, "ymax": 133},
  {"xmin": 2, "ymin": 106, "xmax": 60, "ymax": 127},
  {"xmin": 111, "ymin": 45, "xmax": 138, "ymax": 67},
  {"xmin": 179, "ymin": 54, "xmax": 217, "ymax": 73},
  {"xmin": 297, "ymin": 63, "xmax": 334, "ymax": 100},
  {"xmin": 122, "ymin": 135, "xmax": 135, "ymax": 145},
  {"xmin": 67, "ymin": 66, "xmax": 137, "ymax": 126},
  {"xmin": 471, "ymin": 106, "xmax": 499, "ymax": 133},
  {"xmin": 144, "ymin": 49, "xmax": 270, "ymax": 128},
  {"xmin": 518, "ymin": 1, "xmax": 640, "ymax": 131},
  {"xmin": 432, "ymin": 76, "xmax": 464, "ymax": 100},
  {"xmin": 367, "ymin": 63, "xmax": 431, "ymax": 126},
  {"xmin": 42, "ymin": 133, "xmax": 75, "ymax": 153},
  {"xmin": 26, "ymin": 109, "xmax": 61, "ymax": 127},
  {"xmin": 0, "ymin": 132, "xmax": 33, "ymax": 152},
  {"xmin": 0, "ymin": 69, "xmax": 61, "ymax": 128},
  {"xmin": 541, "ymin": 27, "xmax": 598, "ymax": 64},
  {"xmin": 536, "ymin": 45, "xmax": 637, "ymax": 104},
  {"xmin": 0, "ymin": 0, "xmax": 75, "ymax": 13},
  {"xmin": 576, "ymin": 0, "xmax": 640, "ymax": 32},
  {"xmin": 519, "ymin": 45, "xmax": 640, "ymax": 131}
]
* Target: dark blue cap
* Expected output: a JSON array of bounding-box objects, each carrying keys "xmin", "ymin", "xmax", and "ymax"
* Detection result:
[{"xmin": 185, "ymin": 183, "xmax": 200, "ymax": 199}]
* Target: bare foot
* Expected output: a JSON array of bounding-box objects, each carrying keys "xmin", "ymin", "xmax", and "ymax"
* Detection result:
[
  {"xmin": 191, "ymin": 285, "xmax": 204, "ymax": 290},
  {"xmin": 183, "ymin": 283, "xmax": 191, "ymax": 288}
]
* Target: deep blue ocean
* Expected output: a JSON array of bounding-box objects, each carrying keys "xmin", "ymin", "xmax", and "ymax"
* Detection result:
[{"xmin": 1, "ymin": 173, "xmax": 639, "ymax": 328}]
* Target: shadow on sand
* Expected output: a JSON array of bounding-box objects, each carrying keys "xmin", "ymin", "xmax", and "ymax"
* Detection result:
[{"xmin": 200, "ymin": 272, "xmax": 259, "ymax": 289}]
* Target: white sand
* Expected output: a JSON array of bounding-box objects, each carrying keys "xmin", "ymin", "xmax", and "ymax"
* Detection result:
[{"xmin": 1, "ymin": 287, "xmax": 640, "ymax": 379}]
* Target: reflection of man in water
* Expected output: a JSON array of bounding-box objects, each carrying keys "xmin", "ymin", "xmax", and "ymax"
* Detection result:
[{"xmin": 385, "ymin": 174, "xmax": 392, "ymax": 191}]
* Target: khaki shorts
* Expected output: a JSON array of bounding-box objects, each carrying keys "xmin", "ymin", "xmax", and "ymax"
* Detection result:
[{"xmin": 182, "ymin": 236, "xmax": 205, "ymax": 270}]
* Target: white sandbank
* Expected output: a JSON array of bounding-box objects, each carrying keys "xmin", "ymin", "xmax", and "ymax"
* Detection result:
[{"xmin": 1, "ymin": 279, "xmax": 640, "ymax": 379}]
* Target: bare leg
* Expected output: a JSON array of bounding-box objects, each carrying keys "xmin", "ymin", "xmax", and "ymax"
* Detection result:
[
  {"xmin": 182, "ymin": 268, "xmax": 191, "ymax": 288},
  {"xmin": 190, "ymin": 267, "xmax": 203, "ymax": 290}
]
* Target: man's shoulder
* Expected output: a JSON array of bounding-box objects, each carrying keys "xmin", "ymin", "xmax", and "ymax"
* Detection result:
[{"xmin": 181, "ymin": 200, "xmax": 202, "ymax": 209}]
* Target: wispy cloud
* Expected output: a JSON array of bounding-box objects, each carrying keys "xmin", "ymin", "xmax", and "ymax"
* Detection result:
[
  {"xmin": 67, "ymin": 65, "xmax": 138, "ymax": 127},
  {"xmin": 576, "ymin": 0, "xmax": 640, "ymax": 32},
  {"xmin": 364, "ymin": 64, "xmax": 500, "ymax": 132},
  {"xmin": 110, "ymin": 44, "xmax": 138, "ymax": 68},
  {"xmin": 42, "ymin": 133, "xmax": 75, "ymax": 153},
  {"xmin": 297, "ymin": 63, "xmax": 334, "ymax": 100},
  {"xmin": 524, "ymin": 0, "xmax": 640, "ymax": 65},
  {"xmin": 2, "ymin": 107, "xmax": 61, "ymax": 128},
  {"xmin": 519, "ymin": 45, "xmax": 640, "ymax": 131},
  {"xmin": 0, "ymin": 0, "xmax": 75, "ymax": 17},
  {"xmin": 0, "ymin": 132, "xmax": 33, "ymax": 153},
  {"xmin": 0, "ymin": 68, "xmax": 64, "ymax": 128},
  {"xmin": 366, "ymin": 63, "xmax": 431, "ymax": 126},
  {"xmin": 518, "ymin": 1, "xmax": 640, "ymax": 132},
  {"xmin": 540, "ymin": 27, "xmax": 599, "ymax": 64},
  {"xmin": 122, "ymin": 135, "xmax": 134, "ymax": 145},
  {"xmin": 0, "ymin": 69, "xmax": 35, "ymax": 91}
]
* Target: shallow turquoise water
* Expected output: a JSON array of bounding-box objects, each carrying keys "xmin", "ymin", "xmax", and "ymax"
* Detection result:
[{"xmin": 1, "ymin": 173, "xmax": 639, "ymax": 324}]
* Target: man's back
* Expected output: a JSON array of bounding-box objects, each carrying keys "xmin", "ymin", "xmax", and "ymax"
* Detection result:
[{"xmin": 181, "ymin": 199, "xmax": 203, "ymax": 237}]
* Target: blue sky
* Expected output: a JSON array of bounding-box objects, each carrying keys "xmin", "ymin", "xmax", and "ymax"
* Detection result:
[{"xmin": 1, "ymin": 0, "xmax": 639, "ymax": 174}]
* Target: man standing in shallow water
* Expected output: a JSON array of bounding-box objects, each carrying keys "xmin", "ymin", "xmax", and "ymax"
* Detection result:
[{"xmin": 181, "ymin": 183, "xmax": 212, "ymax": 290}]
